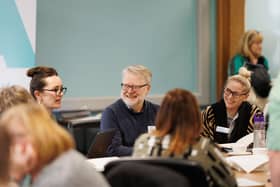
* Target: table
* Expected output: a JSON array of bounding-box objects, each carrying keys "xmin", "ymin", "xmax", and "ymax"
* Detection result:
[
  {"xmin": 235, "ymin": 169, "xmax": 271, "ymax": 187},
  {"xmin": 88, "ymin": 156, "xmax": 272, "ymax": 187}
]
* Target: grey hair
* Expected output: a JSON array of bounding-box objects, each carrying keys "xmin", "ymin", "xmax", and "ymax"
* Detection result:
[{"xmin": 122, "ymin": 64, "xmax": 152, "ymax": 84}]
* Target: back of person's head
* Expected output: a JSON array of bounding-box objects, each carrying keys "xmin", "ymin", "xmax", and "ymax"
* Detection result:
[
  {"xmin": 0, "ymin": 85, "xmax": 34, "ymax": 114},
  {"xmin": 0, "ymin": 103, "xmax": 74, "ymax": 170},
  {"xmin": 239, "ymin": 67, "xmax": 271, "ymax": 98},
  {"xmin": 154, "ymin": 88, "xmax": 201, "ymax": 155},
  {"xmin": 0, "ymin": 127, "xmax": 11, "ymax": 185},
  {"xmin": 122, "ymin": 64, "xmax": 152, "ymax": 84},
  {"xmin": 27, "ymin": 66, "xmax": 58, "ymax": 98},
  {"xmin": 238, "ymin": 30, "xmax": 263, "ymax": 58},
  {"xmin": 226, "ymin": 70, "xmax": 251, "ymax": 94}
]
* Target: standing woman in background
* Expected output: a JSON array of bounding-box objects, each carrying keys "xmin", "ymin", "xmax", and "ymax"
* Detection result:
[
  {"xmin": 228, "ymin": 30, "xmax": 269, "ymax": 75},
  {"xmin": 27, "ymin": 66, "xmax": 67, "ymax": 112}
]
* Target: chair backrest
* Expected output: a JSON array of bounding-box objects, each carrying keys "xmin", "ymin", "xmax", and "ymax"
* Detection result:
[
  {"xmin": 104, "ymin": 158, "xmax": 209, "ymax": 187},
  {"xmin": 105, "ymin": 162, "xmax": 190, "ymax": 187}
]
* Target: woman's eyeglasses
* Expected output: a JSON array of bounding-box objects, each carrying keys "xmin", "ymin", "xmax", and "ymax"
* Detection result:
[
  {"xmin": 42, "ymin": 87, "xmax": 67, "ymax": 95},
  {"xmin": 224, "ymin": 88, "xmax": 248, "ymax": 99}
]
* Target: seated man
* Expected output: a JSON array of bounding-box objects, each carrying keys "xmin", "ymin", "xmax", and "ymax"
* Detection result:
[
  {"xmin": 100, "ymin": 65, "xmax": 159, "ymax": 156},
  {"xmin": 201, "ymin": 74, "xmax": 261, "ymax": 143}
]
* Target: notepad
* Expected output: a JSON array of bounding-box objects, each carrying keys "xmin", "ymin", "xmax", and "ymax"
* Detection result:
[
  {"xmin": 219, "ymin": 133, "xmax": 253, "ymax": 150},
  {"xmin": 226, "ymin": 154, "xmax": 268, "ymax": 173},
  {"xmin": 237, "ymin": 178, "xmax": 265, "ymax": 187},
  {"xmin": 87, "ymin": 156, "xmax": 120, "ymax": 172}
]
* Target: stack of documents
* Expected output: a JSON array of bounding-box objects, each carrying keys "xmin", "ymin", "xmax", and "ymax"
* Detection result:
[{"xmin": 226, "ymin": 154, "xmax": 268, "ymax": 173}]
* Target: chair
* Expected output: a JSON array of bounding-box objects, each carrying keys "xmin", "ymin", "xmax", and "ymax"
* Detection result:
[{"xmin": 104, "ymin": 158, "xmax": 209, "ymax": 187}]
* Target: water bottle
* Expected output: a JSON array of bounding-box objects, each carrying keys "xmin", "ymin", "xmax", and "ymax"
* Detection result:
[{"xmin": 253, "ymin": 112, "xmax": 266, "ymax": 148}]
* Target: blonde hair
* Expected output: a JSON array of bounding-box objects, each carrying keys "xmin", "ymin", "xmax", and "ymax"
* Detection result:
[
  {"xmin": 122, "ymin": 65, "xmax": 152, "ymax": 84},
  {"xmin": 0, "ymin": 85, "xmax": 34, "ymax": 113},
  {"xmin": 226, "ymin": 70, "xmax": 251, "ymax": 94},
  {"xmin": 238, "ymin": 30, "xmax": 263, "ymax": 58},
  {"xmin": 0, "ymin": 103, "xmax": 74, "ymax": 169}
]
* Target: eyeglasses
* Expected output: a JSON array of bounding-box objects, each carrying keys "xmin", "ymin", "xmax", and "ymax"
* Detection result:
[
  {"xmin": 121, "ymin": 83, "xmax": 148, "ymax": 90},
  {"xmin": 224, "ymin": 88, "xmax": 248, "ymax": 99},
  {"xmin": 42, "ymin": 87, "xmax": 67, "ymax": 95}
]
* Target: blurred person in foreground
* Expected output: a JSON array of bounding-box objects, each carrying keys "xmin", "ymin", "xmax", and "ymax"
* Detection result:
[
  {"xmin": 0, "ymin": 103, "xmax": 109, "ymax": 187},
  {"xmin": 133, "ymin": 88, "xmax": 237, "ymax": 187},
  {"xmin": 267, "ymin": 72, "xmax": 280, "ymax": 187},
  {"xmin": 0, "ymin": 85, "xmax": 34, "ymax": 114},
  {"xmin": 0, "ymin": 128, "xmax": 18, "ymax": 187}
]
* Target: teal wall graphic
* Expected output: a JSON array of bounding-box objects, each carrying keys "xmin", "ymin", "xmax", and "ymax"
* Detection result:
[{"xmin": 0, "ymin": 0, "xmax": 34, "ymax": 68}]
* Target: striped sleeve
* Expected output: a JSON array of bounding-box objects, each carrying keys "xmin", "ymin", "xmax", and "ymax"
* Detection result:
[{"xmin": 201, "ymin": 106, "xmax": 215, "ymax": 141}]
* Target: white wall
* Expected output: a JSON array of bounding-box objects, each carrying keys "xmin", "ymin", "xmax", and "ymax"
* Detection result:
[{"xmin": 246, "ymin": 0, "xmax": 280, "ymax": 78}]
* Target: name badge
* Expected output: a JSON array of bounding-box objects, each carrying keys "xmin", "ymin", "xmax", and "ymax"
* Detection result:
[{"xmin": 216, "ymin": 126, "xmax": 230, "ymax": 134}]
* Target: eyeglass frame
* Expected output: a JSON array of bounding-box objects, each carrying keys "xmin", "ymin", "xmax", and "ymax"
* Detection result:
[
  {"xmin": 41, "ymin": 87, "xmax": 67, "ymax": 95},
  {"xmin": 120, "ymin": 83, "xmax": 149, "ymax": 90},
  {"xmin": 223, "ymin": 87, "xmax": 248, "ymax": 99}
]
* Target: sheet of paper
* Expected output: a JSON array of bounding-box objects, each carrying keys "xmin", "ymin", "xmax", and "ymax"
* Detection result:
[
  {"xmin": 218, "ymin": 133, "xmax": 253, "ymax": 148},
  {"xmin": 226, "ymin": 154, "xmax": 268, "ymax": 173},
  {"xmin": 87, "ymin": 156, "xmax": 119, "ymax": 172},
  {"xmin": 237, "ymin": 178, "xmax": 265, "ymax": 187},
  {"xmin": 236, "ymin": 133, "xmax": 253, "ymax": 146}
]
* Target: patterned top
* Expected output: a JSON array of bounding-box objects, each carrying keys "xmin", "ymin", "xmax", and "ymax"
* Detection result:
[
  {"xmin": 133, "ymin": 134, "xmax": 237, "ymax": 187},
  {"xmin": 201, "ymin": 100, "xmax": 260, "ymax": 143}
]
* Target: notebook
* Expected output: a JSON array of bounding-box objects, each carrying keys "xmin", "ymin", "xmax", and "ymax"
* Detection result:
[{"xmin": 86, "ymin": 129, "xmax": 116, "ymax": 158}]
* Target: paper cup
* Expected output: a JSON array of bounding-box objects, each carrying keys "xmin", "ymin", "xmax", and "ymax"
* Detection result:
[{"xmin": 148, "ymin": 126, "xmax": 156, "ymax": 133}]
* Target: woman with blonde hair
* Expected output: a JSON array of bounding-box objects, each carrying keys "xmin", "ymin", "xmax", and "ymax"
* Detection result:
[
  {"xmin": 133, "ymin": 88, "xmax": 237, "ymax": 187},
  {"xmin": 202, "ymin": 74, "xmax": 261, "ymax": 143},
  {"xmin": 228, "ymin": 30, "xmax": 269, "ymax": 75},
  {"xmin": 0, "ymin": 103, "xmax": 109, "ymax": 187}
]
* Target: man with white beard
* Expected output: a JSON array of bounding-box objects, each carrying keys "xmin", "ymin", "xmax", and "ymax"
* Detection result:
[{"xmin": 100, "ymin": 65, "xmax": 159, "ymax": 156}]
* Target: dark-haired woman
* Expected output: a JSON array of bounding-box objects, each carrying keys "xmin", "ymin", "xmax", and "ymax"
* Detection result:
[{"xmin": 27, "ymin": 66, "xmax": 67, "ymax": 112}]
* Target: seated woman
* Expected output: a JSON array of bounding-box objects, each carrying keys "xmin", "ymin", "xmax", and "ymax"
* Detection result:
[
  {"xmin": 201, "ymin": 74, "xmax": 261, "ymax": 143},
  {"xmin": 27, "ymin": 66, "xmax": 67, "ymax": 113},
  {"xmin": 0, "ymin": 103, "xmax": 109, "ymax": 187},
  {"xmin": 133, "ymin": 88, "xmax": 237, "ymax": 187}
]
